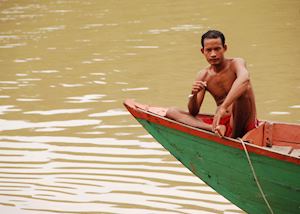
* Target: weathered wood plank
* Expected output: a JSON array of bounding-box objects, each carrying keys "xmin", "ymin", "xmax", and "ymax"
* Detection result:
[
  {"xmin": 290, "ymin": 149, "xmax": 300, "ymax": 158},
  {"xmin": 270, "ymin": 146, "xmax": 293, "ymax": 154}
]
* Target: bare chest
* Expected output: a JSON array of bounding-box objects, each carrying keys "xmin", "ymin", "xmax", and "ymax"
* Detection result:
[{"xmin": 205, "ymin": 69, "xmax": 236, "ymax": 102}]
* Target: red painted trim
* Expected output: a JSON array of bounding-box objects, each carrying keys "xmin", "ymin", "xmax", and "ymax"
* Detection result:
[{"xmin": 124, "ymin": 100, "xmax": 300, "ymax": 165}]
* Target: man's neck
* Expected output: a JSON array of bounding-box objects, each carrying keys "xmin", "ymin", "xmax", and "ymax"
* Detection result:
[{"xmin": 211, "ymin": 58, "xmax": 228, "ymax": 73}]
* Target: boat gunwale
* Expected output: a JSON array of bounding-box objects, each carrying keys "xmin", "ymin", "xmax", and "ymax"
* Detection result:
[{"xmin": 124, "ymin": 99, "xmax": 300, "ymax": 165}]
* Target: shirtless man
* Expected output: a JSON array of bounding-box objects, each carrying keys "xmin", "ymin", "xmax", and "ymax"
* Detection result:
[{"xmin": 166, "ymin": 30, "xmax": 257, "ymax": 138}]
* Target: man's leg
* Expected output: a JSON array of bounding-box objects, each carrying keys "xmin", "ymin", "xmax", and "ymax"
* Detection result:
[
  {"xmin": 231, "ymin": 97, "xmax": 256, "ymax": 138},
  {"xmin": 166, "ymin": 107, "xmax": 226, "ymax": 136}
]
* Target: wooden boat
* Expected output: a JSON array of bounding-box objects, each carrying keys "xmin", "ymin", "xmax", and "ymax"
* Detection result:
[{"xmin": 124, "ymin": 99, "xmax": 300, "ymax": 214}]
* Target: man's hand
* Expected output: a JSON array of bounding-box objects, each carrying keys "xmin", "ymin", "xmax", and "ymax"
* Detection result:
[
  {"xmin": 212, "ymin": 106, "xmax": 227, "ymax": 137},
  {"xmin": 191, "ymin": 81, "xmax": 207, "ymax": 95},
  {"xmin": 188, "ymin": 80, "xmax": 207, "ymax": 116}
]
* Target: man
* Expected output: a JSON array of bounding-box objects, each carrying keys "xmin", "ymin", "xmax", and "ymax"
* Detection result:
[{"xmin": 166, "ymin": 30, "xmax": 257, "ymax": 138}]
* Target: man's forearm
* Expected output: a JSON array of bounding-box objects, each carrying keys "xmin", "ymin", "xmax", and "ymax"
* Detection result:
[
  {"xmin": 221, "ymin": 77, "xmax": 250, "ymax": 109},
  {"xmin": 188, "ymin": 95, "xmax": 199, "ymax": 116},
  {"xmin": 188, "ymin": 90, "xmax": 205, "ymax": 116}
]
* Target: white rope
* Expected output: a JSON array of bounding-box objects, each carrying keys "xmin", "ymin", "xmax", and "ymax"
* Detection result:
[{"xmin": 238, "ymin": 138, "xmax": 274, "ymax": 214}]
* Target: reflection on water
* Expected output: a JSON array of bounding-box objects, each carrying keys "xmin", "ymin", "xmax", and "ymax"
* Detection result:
[
  {"xmin": 0, "ymin": 0, "xmax": 299, "ymax": 213},
  {"xmin": 0, "ymin": 135, "xmax": 240, "ymax": 214}
]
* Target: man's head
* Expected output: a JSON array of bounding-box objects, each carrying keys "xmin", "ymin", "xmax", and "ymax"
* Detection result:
[
  {"xmin": 201, "ymin": 30, "xmax": 225, "ymax": 48},
  {"xmin": 201, "ymin": 30, "xmax": 227, "ymax": 66}
]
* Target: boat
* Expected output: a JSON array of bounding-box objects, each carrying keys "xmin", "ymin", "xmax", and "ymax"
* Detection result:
[{"xmin": 124, "ymin": 99, "xmax": 300, "ymax": 214}]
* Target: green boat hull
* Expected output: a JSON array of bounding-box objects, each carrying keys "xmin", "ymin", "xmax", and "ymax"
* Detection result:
[{"xmin": 136, "ymin": 118, "xmax": 300, "ymax": 214}]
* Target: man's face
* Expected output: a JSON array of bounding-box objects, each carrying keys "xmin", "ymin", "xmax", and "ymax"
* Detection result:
[{"xmin": 201, "ymin": 38, "xmax": 227, "ymax": 65}]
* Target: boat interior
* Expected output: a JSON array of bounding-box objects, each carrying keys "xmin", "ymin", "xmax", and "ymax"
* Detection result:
[{"xmin": 242, "ymin": 121, "xmax": 300, "ymax": 158}]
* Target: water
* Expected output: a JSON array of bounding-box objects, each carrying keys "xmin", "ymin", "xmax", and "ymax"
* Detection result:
[{"xmin": 0, "ymin": 0, "xmax": 299, "ymax": 213}]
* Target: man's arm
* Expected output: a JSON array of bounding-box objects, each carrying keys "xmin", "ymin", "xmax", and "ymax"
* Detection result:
[
  {"xmin": 213, "ymin": 58, "xmax": 250, "ymax": 129},
  {"xmin": 188, "ymin": 70, "xmax": 207, "ymax": 116}
]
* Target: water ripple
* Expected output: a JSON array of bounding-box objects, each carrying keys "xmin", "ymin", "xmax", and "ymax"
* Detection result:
[
  {"xmin": 0, "ymin": 119, "xmax": 101, "ymax": 131},
  {"xmin": 0, "ymin": 106, "xmax": 21, "ymax": 115},
  {"xmin": 24, "ymin": 109, "xmax": 89, "ymax": 115},
  {"xmin": 89, "ymin": 109, "xmax": 130, "ymax": 117},
  {"xmin": 65, "ymin": 94, "xmax": 106, "ymax": 103}
]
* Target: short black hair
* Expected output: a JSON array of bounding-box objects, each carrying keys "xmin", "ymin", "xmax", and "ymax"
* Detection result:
[{"xmin": 201, "ymin": 30, "xmax": 225, "ymax": 48}]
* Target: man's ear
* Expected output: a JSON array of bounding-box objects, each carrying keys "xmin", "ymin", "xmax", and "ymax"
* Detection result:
[
  {"xmin": 224, "ymin": 44, "xmax": 227, "ymax": 51},
  {"xmin": 201, "ymin": 48, "xmax": 204, "ymax": 54}
]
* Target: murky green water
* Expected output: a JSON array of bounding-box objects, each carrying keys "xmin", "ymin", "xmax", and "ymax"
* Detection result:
[{"xmin": 0, "ymin": 0, "xmax": 299, "ymax": 213}]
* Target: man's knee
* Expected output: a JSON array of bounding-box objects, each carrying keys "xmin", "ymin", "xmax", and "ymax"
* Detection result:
[{"xmin": 166, "ymin": 107, "xmax": 180, "ymax": 119}]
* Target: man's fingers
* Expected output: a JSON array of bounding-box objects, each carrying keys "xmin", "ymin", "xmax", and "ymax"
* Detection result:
[
  {"xmin": 191, "ymin": 81, "xmax": 207, "ymax": 95},
  {"xmin": 214, "ymin": 126, "xmax": 224, "ymax": 138},
  {"xmin": 195, "ymin": 81, "xmax": 207, "ymax": 89},
  {"xmin": 214, "ymin": 129, "xmax": 222, "ymax": 138},
  {"xmin": 212, "ymin": 115, "xmax": 220, "ymax": 131}
]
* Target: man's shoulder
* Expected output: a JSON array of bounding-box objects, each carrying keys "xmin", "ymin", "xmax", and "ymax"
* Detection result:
[
  {"xmin": 196, "ymin": 67, "xmax": 210, "ymax": 79},
  {"xmin": 231, "ymin": 57, "xmax": 246, "ymax": 65},
  {"xmin": 228, "ymin": 58, "xmax": 247, "ymax": 71}
]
